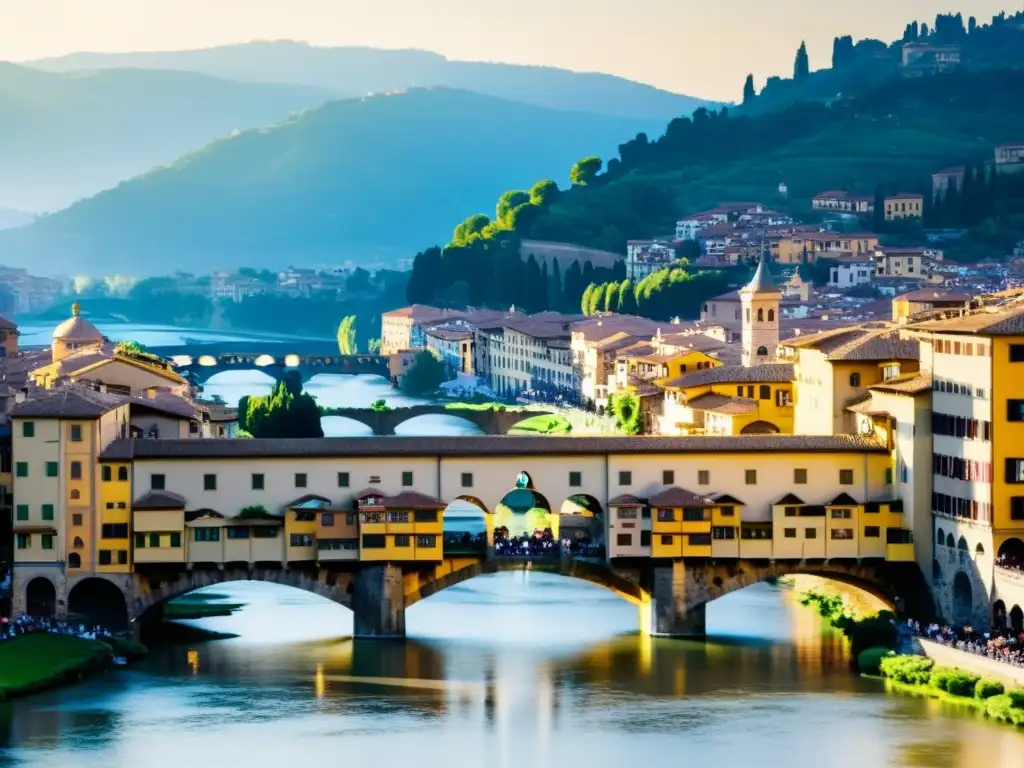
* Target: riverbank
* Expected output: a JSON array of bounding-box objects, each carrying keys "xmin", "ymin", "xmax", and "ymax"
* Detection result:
[
  {"xmin": 0, "ymin": 633, "xmax": 146, "ymax": 701},
  {"xmin": 920, "ymin": 637, "xmax": 1024, "ymax": 687}
]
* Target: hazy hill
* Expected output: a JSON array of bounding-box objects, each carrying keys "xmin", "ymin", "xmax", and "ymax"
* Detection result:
[
  {"xmin": 0, "ymin": 62, "xmax": 335, "ymax": 211},
  {"xmin": 0, "ymin": 88, "xmax": 660, "ymax": 276},
  {"xmin": 0, "ymin": 208, "xmax": 35, "ymax": 230},
  {"xmin": 27, "ymin": 41, "xmax": 715, "ymax": 120}
]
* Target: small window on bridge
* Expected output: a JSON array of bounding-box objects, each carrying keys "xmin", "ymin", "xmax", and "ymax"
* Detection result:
[
  {"xmin": 98, "ymin": 550, "xmax": 112, "ymax": 565},
  {"xmin": 295, "ymin": 473, "xmax": 308, "ymax": 488},
  {"xmin": 151, "ymin": 474, "xmax": 165, "ymax": 490},
  {"xmin": 118, "ymin": 467, "xmax": 128, "ymax": 482},
  {"xmin": 394, "ymin": 535, "xmax": 411, "ymax": 547},
  {"xmin": 618, "ymin": 471, "xmax": 632, "ymax": 486},
  {"xmin": 569, "ymin": 471, "xmax": 582, "ymax": 487},
  {"xmin": 794, "ymin": 468, "xmax": 807, "ymax": 484},
  {"xmin": 338, "ymin": 472, "xmax": 350, "ymax": 488},
  {"xmin": 698, "ymin": 470, "xmax": 710, "ymax": 485},
  {"xmin": 616, "ymin": 533, "xmax": 632, "ymax": 546},
  {"xmin": 805, "ymin": 529, "xmax": 818, "ymax": 539},
  {"xmin": 745, "ymin": 470, "xmax": 757, "ymax": 485},
  {"xmin": 102, "ymin": 466, "xmax": 112, "ymax": 482},
  {"xmin": 461, "ymin": 473, "xmax": 473, "ymax": 488},
  {"xmin": 839, "ymin": 469, "xmax": 854, "ymax": 485},
  {"xmin": 663, "ymin": 470, "xmax": 675, "ymax": 485},
  {"xmin": 864, "ymin": 526, "xmax": 881, "ymax": 538},
  {"xmin": 402, "ymin": 472, "xmax": 414, "ymax": 487},
  {"xmin": 784, "ymin": 507, "xmax": 798, "ymax": 517},
  {"xmin": 203, "ymin": 474, "xmax": 217, "ymax": 491},
  {"xmin": 784, "ymin": 528, "xmax": 796, "ymax": 538},
  {"xmin": 252, "ymin": 473, "xmax": 265, "ymax": 490}
]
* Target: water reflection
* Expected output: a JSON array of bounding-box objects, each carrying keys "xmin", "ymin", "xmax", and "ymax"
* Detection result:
[{"xmin": 2, "ymin": 578, "xmax": 1023, "ymax": 768}]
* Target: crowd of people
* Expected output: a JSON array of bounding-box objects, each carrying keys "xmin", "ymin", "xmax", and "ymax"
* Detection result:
[
  {"xmin": 491, "ymin": 527, "xmax": 605, "ymax": 559},
  {"xmin": 912, "ymin": 619, "xmax": 1024, "ymax": 668},
  {"xmin": 996, "ymin": 552, "xmax": 1024, "ymax": 573},
  {"xmin": 1, "ymin": 614, "xmax": 114, "ymax": 644}
]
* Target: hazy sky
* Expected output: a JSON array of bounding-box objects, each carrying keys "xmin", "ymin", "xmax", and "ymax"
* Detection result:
[{"xmin": 0, "ymin": 1, "xmax": 1013, "ymax": 98}]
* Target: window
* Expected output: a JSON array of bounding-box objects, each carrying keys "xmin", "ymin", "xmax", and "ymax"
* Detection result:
[
  {"xmin": 253, "ymin": 527, "xmax": 278, "ymax": 539},
  {"xmin": 336, "ymin": 471, "xmax": 350, "ymax": 488},
  {"xmin": 657, "ymin": 508, "xmax": 676, "ymax": 522},
  {"xmin": 569, "ymin": 471, "xmax": 582, "ymax": 487},
  {"xmin": 616, "ymin": 508, "xmax": 637, "ymax": 519},
  {"xmin": 295, "ymin": 473, "xmax": 307, "ymax": 488},
  {"xmin": 290, "ymin": 534, "xmax": 313, "ymax": 547},
  {"xmin": 394, "ymin": 534, "xmax": 411, "ymax": 547},
  {"xmin": 805, "ymin": 528, "xmax": 818, "ymax": 539},
  {"xmin": 414, "ymin": 510, "xmax": 438, "ymax": 523},
  {"xmin": 759, "ymin": 385, "xmax": 771, "ymax": 401},
  {"xmin": 784, "ymin": 528, "xmax": 797, "ymax": 538},
  {"xmin": 117, "ymin": 466, "xmax": 128, "ymax": 481},
  {"xmin": 19, "ymin": 420, "xmax": 37, "ymax": 439},
  {"xmin": 658, "ymin": 534, "xmax": 673, "ymax": 546},
  {"xmin": 70, "ymin": 461, "xmax": 82, "ymax": 480},
  {"xmin": 755, "ymin": 347, "xmax": 768, "ymax": 358},
  {"xmin": 134, "ymin": 533, "xmax": 146, "ymax": 548},
  {"xmin": 72, "ymin": 513, "xmax": 82, "ymax": 526},
  {"xmin": 864, "ymin": 526, "xmax": 881, "ymax": 538},
  {"xmin": 45, "ymin": 462, "xmax": 58, "ymax": 477},
  {"xmin": 416, "ymin": 535, "xmax": 436, "ymax": 547},
  {"xmin": 98, "ymin": 550, "xmax": 112, "ymax": 565},
  {"xmin": 362, "ymin": 533, "xmax": 386, "ymax": 548},
  {"xmin": 794, "ymin": 468, "xmax": 807, "ymax": 484},
  {"xmin": 194, "ymin": 528, "xmax": 220, "ymax": 542},
  {"xmin": 151, "ymin": 474, "xmax": 165, "ymax": 490},
  {"xmin": 41, "ymin": 504, "xmax": 54, "ymax": 521},
  {"xmin": 737, "ymin": 386, "xmax": 744, "ymax": 397},
  {"xmin": 1008, "ymin": 400, "xmax": 1024, "ymax": 422},
  {"xmin": 698, "ymin": 470, "xmax": 710, "ymax": 486},
  {"xmin": 1006, "ymin": 459, "xmax": 1024, "ymax": 484},
  {"xmin": 151, "ymin": 534, "xmax": 162, "ymax": 548},
  {"xmin": 98, "ymin": 523, "xmax": 127, "ymax": 539},
  {"xmin": 15, "ymin": 461, "xmax": 27, "ymax": 477},
  {"xmin": 882, "ymin": 364, "xmax": 900, "ymax": 381},
  {"xmin": 461, "ymin": 472, "xmax": 473, "ymax": 488},
  {"xmin": 640, "ymin": 531, "xmax": 651, "ymax": 547},
  {"xmin": 885, "ymin": 467, "xmax": 893, "ymax": 485},
  {"xmin": 1010, "ymin": 344, "xmax": 1024, "ymax": 362},
  {"xmin": 1013, "ymin": 498, "xmax": 1024, "ymax": 521},
  {"xmin": 830, "ymin": 529, "xmax": 853, "ymax": 540},
  {"xmin": 203, "ymin": 474, "xmax": 217, "ymax": 491},
  {"xmin": 712, "ymin": 526, "xmax": 736, "ymax": 540},
  {"xmin": 252, "ymin": 473, "xmax": 265, "ymax": 490},
  {"xmin": 768, "ymin": 309, "xmax": 775, "ymax": 322},
  {"xmin": 227, "ymin": 526, "xmax": 250, "ymax": 539},
  {"xmin": 745, "ymin": 469, "xmax": 757, "ymax": 485},
  {"xmin": 849, "ymin": 372, "xmax": 861, "ymax": 387},
  {"xmin": 68, "ymin": 553, "xmax": 82, "ymax": 569},
  {"xmin": 663, "ymin": 470, "xmax": 675, "ymax": 485},
  {"xmin": 839, "ymin": 469, "xmax": 854, "ymax": 485},
  {"xmin": 831, "ymin": 508, "xmax": 851, "ymax": 519},
  {"xmin": 70, "ymin": 424, "xmax": 82, "ymax": 442},
  {"xmin": 402, "ymin": 471, "xmax": 414, "ymax": 487},
  {"xmin": 117, "ymin": 550, "xmax": 128, "ymax": 565},
  {"xmin": 784, "ymin": 506, "xmax": 798, "ymax": 517},
  {"xmin": 720, "ymin": 506, "xmax": 735, "ymax": 517},
  {"xmin": 102, "ymin": 466, "xmax": 112, "ymax": 482},
  {"xmin": 618, "ymin": 471, "xmax": 632, "ymax": 486}
]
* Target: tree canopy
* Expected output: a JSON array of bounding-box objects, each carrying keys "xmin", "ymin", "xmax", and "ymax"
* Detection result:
[
  {"xmin": 570, "ymin": 156, "xmax": 603, "ymax": 187},
  {"xmin": 401, "ymin": 351, "xmax": 449, "ymax": 397},
  {"xmin": 237, "ymin": 377, "xmax": 323, "ymax": 438},
  {"xmin": 337, "ymin": 315, "xmax": 357, "ymax": 355}
]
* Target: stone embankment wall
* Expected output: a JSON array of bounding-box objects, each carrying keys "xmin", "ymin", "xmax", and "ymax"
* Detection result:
[{"xmin": 920, "ymin": 638, "xmax": 1024, "ymax": 687}]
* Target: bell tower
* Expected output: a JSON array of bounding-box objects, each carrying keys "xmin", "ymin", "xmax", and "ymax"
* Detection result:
[{"xmin": 740, "ymin": 256, "xmax": 781, "ymax": 367}]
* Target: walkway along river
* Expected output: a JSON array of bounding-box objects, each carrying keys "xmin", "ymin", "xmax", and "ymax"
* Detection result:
[{"xmin": 2, "ymin": 577, "xmax": 1023, "ymax": 768}]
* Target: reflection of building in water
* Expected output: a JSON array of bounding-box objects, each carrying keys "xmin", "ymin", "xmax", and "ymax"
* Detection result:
[{"xmin": 187, "ymin": 649, "xmax": 199, "ymax": 675}]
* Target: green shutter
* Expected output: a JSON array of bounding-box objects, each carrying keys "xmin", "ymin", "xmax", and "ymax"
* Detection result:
[
  {"xmin": 22, "ymin": 421, "xmax": 34, "ymax": 438},
  {"xmin": 41, "ymin": 504, "xmax": 54, "ymax": 521},
  {"xmin": 46, "ymin": 462, "xmax": 58, "ymax": 477},
  {"xmin": 41, "ymin": 534, "xmax": 54, "ymax": 550},
  {"xmin": 15, "ymin": 462, "xmax": 27, "ymax": 477},
  {"xmin": 15, "ymin": 504, "xmax": 28, "ymax": 521}
]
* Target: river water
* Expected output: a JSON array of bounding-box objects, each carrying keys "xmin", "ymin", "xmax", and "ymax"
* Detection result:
[{"xmin": 2, "ymin": 578, "xmax": 1023, "ymax": 768}]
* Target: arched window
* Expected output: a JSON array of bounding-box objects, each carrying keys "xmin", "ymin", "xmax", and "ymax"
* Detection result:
[
  {"xmin": 70, "ymin": 489, "xmax": 80, "ymax": 500},
  {"xmin": 68, "ymin": 553, "xmax": 81, "ymax": 569},
  {"xmin": 756, "ymin": 346, "xmax": 768, "ymax": 356},
  {"xmin": 757, "ymin": 308, "xmax": 764, "ymax": 322},
  {"xmin": 849, "ymin": 372, "xmax": 861, "ymax": 387},
  {"xmin": 936, "ymin": 528, "xmax": 945, "ymax": 545},
  {"xmin": 957, "ymin": 535, "xmax": 969, "ymax": 551},
  {"xmin": 767, "ymin": 309, "xmax": 775, "ymax": 322},
  {"xmin": 118, "ymin": 467, "xmax": 128, "ymax": 481},
  {"xmin": 976, "ymin": 542, "xmax": 986, "ymax": 556},
  {"xmin": 73, "ymin": 536, "xmax": 84, "ymax": 549},
  {"xmin": 946, "ymin": 533, "xmax": 955, "ymax": 548},
  {"xmin": 101, "ymin": 466, "xmax": 112, "ymax": 482}
]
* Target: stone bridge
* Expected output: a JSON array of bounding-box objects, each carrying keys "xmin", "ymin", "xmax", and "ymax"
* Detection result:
[
  {"xmin": 52, "ymin": 554, "xmax": 934, "ymax": 640},
  {"xmin": 173, "ymin": 353, "xmax": 390, "ymax": 387},
  {"xmin": 326, "ymin": 405, "xmax": 555, "ymax": 435}
]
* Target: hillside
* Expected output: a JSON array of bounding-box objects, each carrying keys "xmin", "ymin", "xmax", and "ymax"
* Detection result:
[
  {"xmin": 0, "ymin": 208, "xmax": 34, "ymax": 230},
  {"xmin": 0, "ymin": 63, "xmax": 334, "ymax": 211},
  {"xmin": 0, "ymin": 88, "xmax": 660, "ymax": 276},
  {"xmin": 26, "ymin": 41, "xmax": 715, "ymax": 120}
]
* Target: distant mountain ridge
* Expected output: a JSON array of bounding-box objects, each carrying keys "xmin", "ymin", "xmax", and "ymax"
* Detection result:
[
  {"xmin": 26, "ymin": 41, "xmax": 716, "ymax": 120},
  {"xmin": 0, "ymin": 88, "xmax": 663, "ymax": 276},
  {"xmin": 0, "ymin": 62, "xmax": 335, "ymax": 211}
]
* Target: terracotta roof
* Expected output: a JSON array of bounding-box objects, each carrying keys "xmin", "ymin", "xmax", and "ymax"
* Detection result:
[
  {"xmin": 686, "ymin": 393, "xmax": 758, "ymax": 415},
  {"xmin": 782, "ymin": 325, "xmax": 919, "ymax": 362},
  {"xmin": 286, "ymin": 493, "xmax": 333, "ymax": 508},
  {"xmin": 666, "ymin": 363, "xmax": 793, "ymax": 389},
  {"xmin": 0, "ymin": 314, "xmax": 16, "ymax": 331},
  {"xmin": 869, "ymin": 372, "xmax": 932, "ymax": 395},
  {"xmin": 608, "ymin": 494, "xmax": 646, "ymax": 506},
  {"xmin": 53, "ymin": 306, "xmax": 104, "ymax": 342},
  {"xmin": 133, "ymin": 490, "xmax": 187, "ymax": 510},
  {"xmin": 384, "ymin": 491, "xmax": 446, "ymax": 509},
  {"xmin": 897, "ymin": 289, "xmax": 971, "ymax": 303},
  {"xmin": 99, "ymin": 434, "xmax": 886, "ymax": 461},
  {"xmin": 648, "ymin": 486, "xmax": 708, "ymax": 507},
  {"xmin": 11, "ymin": 386, "xmax": 127, "ymax": 418},
  {"xmin": 911, "ymin": 304, "xmax": 1024, "ymax": 335}
]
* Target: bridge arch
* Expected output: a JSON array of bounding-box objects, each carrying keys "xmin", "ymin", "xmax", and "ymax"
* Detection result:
[
  {"xmin": 952, "ymin": 571, "xmax": 973, "ymax": 624},
  {"xmin": 393, "ymin": 413, "xmax": 484, "ymax": 436},
  {"xmin": 131, "ymin": 567, "xmax": 353, "ymax": 622},
  {"xmin": 998, "ymin": 536, "xmax": 1024, "ymax": 563},
  {"xmin": 740, "ymin": 420, "xmax": 780, "ymax": 435},
  {"xmin": 68, "ymin": 577, "xmax": 130, "ymax": 630},
  {"xmin": 25, "ymin": 576, "xmax": 57, "ymax": 618}
]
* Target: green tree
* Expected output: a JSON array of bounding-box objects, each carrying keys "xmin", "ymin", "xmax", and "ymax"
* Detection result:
[
  {"xmin": 608, "ymin": 392, "xmax": 643, "ymax": 435},
  {"xmin": 452, "ymin": 214, "xmax": 491, "ymax": 244},
  {"xmin": 401, "ymin": 351, "xmax": 449, "ymax": 396},
  {"xmin": 407, "ymin": 245, "xmax": 442, "ymax": 304},
  {"xmin": 794, "ymin": 41, "xmax": 810, "ymax": 81},
  {"xmin": 581, "ymin": 283, "xmax": 598, "ymax": 316},
  {"xmin": 370, "ymin": 399, "xmax": 392, "ymax": 413},
  {"xmin": 570, "ymin": 156, "xmax": 602, "ymax": 187},
  {"xmin": 603, "ymin": 282, "xmax": 620, "ymax": 313},
  {"xmin": 337, "ymin": 315, "xmax": 357, "ymax": 355},
  {"xmin": 496, "ymin": 190, "xmax": 531, "ymax": 224},
  {"xmin": 530, "ymin": 179, "xmax": 561, "ymax": 208},
  {"xmin": 548, "ymin": 257, "xmax": 563, "ymax": 310},
  {"xmin": 239, "ymin": 380, "xmax": 323, "ymax": 438},
  {"xmin": 617, "ymin": 279, "xmax": 638, "ymax": 315},
  {"xmin": 368, "ymin": 337, "xmax": 382, "ymax": 354},
  {"xmin": 742, "ymin": 74, "xmax": 756, "ymax": 105}
]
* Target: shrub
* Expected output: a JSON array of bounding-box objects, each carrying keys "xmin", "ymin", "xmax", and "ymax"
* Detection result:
[
  {"xmin": 1007, "ymin": 689, "xmax": 1024, "ymax": 708},
  {"xmin": 975, "ymin": 679, "xmax": 1005, "ymax": 700},
  {"xmin": 857, "ymin": 647, "xmax": 893, "ymax": 675},
  {"xmin": 930, "ymin": 667, "xmax": 980, "ymax": 697},
  {"xmin": 879, "ymin": 654, "xmax": 934, "ymax": 685},
  {"xmin": 845, "ymin": 612, "xmax": 898, "ymax": 657},
  {"xmin": 986, "ymin": 694, "xmax": 1024, "ymax": 726}
]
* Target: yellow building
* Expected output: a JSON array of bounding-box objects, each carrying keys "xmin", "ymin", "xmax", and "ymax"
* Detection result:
[
  {"xmin": 786, "ymin": 325, "xmax": 920, "ymax": 436},
  {"xmin": 649, "ymin": 487, "xmax": 742, "ymax": 559},
  {"xmin": 776, "ymin": 232, "xmax": 880, "ymax": 265},
  {"xmin": 356, "ymin": 490, "xmax": 445, "ymax": 562},
  {"xmin": 285, "ymin": 494, "xmax": 329, "ymax": 562},
  {"xmin": 132, "ymin": 490, "xmax": 186, "ymax": 565},
  {"xmin": 891, "ymin": 289, "xmax": 971, "ymax": 324},
  {"xmin": 885, "ymin": 193, "xmax": 924, "ymax": 221},
  {"xmin": 659, "ymin": 363, "xmax": 795, "ymax": 435}
]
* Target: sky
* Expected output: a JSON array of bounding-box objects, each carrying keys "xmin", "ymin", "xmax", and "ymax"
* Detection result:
[{"xmin": 0, "ymin": 1, "xmax": 1015, "ymax": 99}]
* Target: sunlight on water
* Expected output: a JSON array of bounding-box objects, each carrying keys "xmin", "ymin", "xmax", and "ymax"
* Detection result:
[{"xmin": 394, "ymin": 414, "xmax": 485, "ymax": 436}]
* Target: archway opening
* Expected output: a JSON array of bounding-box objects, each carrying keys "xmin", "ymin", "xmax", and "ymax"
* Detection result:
[
  {"xmin": 740, "ymin": 420, "xmax": 780, "ymax": 435},
  {"xmin": 951, "ymin": 571, "xmax": 973, "ymax": 625},
  {"xmin": 946, "ymin": 533, "xmax": 955, "ymax": 549},
  {"xmin": 993, "ymin": 599, "xmax": 1007, "ymax": 629},
  {"xmin": 957, "ymin": 536, "xmax": 969, "ymax": 552},
  {"xmin": 442, "ymin": 496, "xmax": 490, "ymax": 555},
  {"xmin": 1011, "ymin": 605, "xmax": 1024, "ymax": 633},
  {"xmin": 68, "ymin": 553, "xmax": 82, "ymax": 569},
  {"xmin": 936, "ymin": 527, "xmax": 945, "ymax": 546},
  {"xmin": 494, "ymin": 472, "xmax": 556, "ymax": 557},
  {"xmin": 559, "ymin": 494, "xmax": 603, "ymax": 557},
  {"xmin": 25, "ymin": 577, "xmax": 56, "ymax": 618},
  {"xmin": 68, "ymin": 578, "xmax": 129, "ymax": 630},
  {"xmin": 254, "ymin": 354, "xmax": 276, "ymax": 367},
  {"xmin": 997, "ymin": 537, "xmax": 1024, "ymax": 569},
  {"xmin": 393, "ymin": 414, "xmax": 484, "ymax": 437}
]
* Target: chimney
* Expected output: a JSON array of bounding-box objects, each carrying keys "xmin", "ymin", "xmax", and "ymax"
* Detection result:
[{"xmin": 15, "ymin": 388, "xmax": 27, "ymax": 403}]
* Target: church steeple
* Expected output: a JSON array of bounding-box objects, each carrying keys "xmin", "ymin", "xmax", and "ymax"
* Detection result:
[{"xmin": 739, "ymin": 256, "xmax": 781, "ymax": 367}]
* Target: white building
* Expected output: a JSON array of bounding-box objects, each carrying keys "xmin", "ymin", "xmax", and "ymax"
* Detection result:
[
  {"xmin": 829, "ymin": 256, "xmax": 875, "ymax": 289},
  {"xmin": 626, "ymin": 240, "xmax": 677, "ymax": 280},
  {"xmin": 675, "ymin": 212, "xmax": 723, "ymax": 241}
]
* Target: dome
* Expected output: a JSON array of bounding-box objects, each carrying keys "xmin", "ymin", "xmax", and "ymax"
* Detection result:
[{"xmin": 53, "ymin": 302, "xmax": 103, "ymax": 342}]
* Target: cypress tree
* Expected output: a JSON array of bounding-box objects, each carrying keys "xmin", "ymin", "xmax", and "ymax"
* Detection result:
[
  {"xmin": 742, "ymin": 74, "xmax": 756, "ymax": 105},
  {"xmin": 794, "ymin": 42, "xmax": 810, "ymax": 81}
]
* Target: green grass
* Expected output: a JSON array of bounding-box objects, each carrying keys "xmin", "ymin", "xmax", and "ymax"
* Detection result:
[
  {"xmin": 163, "ymin": 601, "xmax": 244, "ymax": 620},
  {"xmin": 0, "ymin": 634, "xmax": 113, "ymax": 700},
  {"xmin": 446, "ymin": 402, "xmax": 518, "ymax": 412},
  {"xmin": 508, "ymin": 414, "xmax": 572, "ymax": 435}
]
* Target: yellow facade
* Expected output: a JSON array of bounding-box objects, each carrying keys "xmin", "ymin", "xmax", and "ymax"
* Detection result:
[
  {"xmin": 133, "ymin": 509, "xmax": 186, "ymax": 564},
  {"xmin": 884, "ymin": 195, "xmax": 923, "ymax": 221},
  {"xmin": 665, "ymin": 378, "xmax": 795, "ymax": 435},
  {"xmin": 285, "ymin": 506, "xmax": 320, "ymax": 562},
  {"xmin": 992, "ymin": 338, "xmax": 1024, "ymax": 537},
  {"xmin": 358, "ymin": 494, "xmax": 444, "ymax": 562},
  {"xmin": 98, "ymin": 459, "xmax": 132, "ymax": 573},
  {"xmin": 777, "ymin": 234, "xmax": 880, "ymax": 265}
]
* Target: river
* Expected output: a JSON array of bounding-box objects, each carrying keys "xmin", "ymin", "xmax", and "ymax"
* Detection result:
[
  {"xmin": 2, "ymin": 578, "xmax": 1022, "ymax": 768},
  {"xmin": 16, "ymin": 322, "xmax": 484, "ymax": 437}
]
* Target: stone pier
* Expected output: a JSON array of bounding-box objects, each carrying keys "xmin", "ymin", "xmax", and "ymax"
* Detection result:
[
  {"xmin": 650, "ymin": 561, "xmax": 707, "ymax": 638},
  {"xmin": 353, "ymin": 563, "xmax": 406, "ymax": 638}
]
